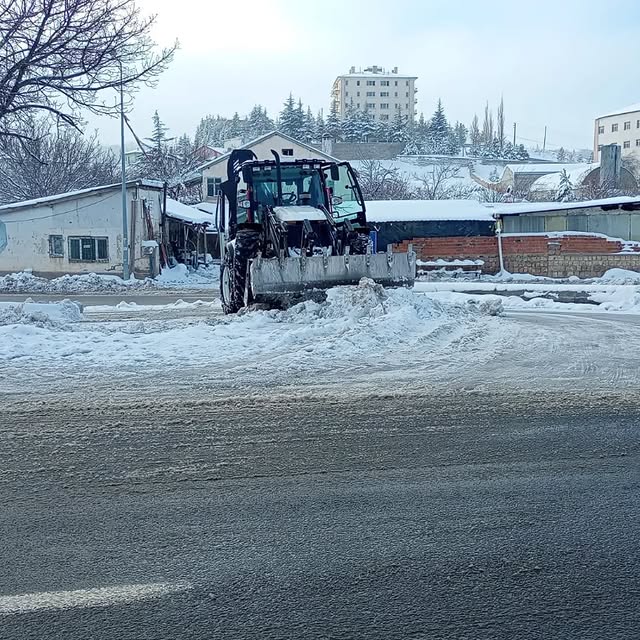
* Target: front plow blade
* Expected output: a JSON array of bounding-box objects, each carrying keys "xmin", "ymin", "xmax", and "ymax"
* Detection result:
[{"xmin": 249, "ymin": 246, "xmax": 416, "ymax": 305}]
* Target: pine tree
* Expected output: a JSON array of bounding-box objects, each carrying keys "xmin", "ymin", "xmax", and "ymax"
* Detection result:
[
  {"xmin": 389, "ymin": 108, "xmax": 409, "ymax": 143},
  {"xmin": 149, "ymin": 110, "xmax": 171, "ymax": 150},
  {"xmin": 469, "ymin": 114, "xmax": 481, "ymax": 155},
  {"xmin": 516, "ymin": 144, "xmax": 530, "ymax": 161},
  {"xmin": 454, "ymin": 122, "xmax": 468, "ymax": 149},
  {"xmin": 496, "ymin": 96, "xmax": 505, "ymax": 152},
  {"xmin": 342, "ymin": 100, "xmax": 359, "ymax": 142},
  {"xmin": 325, "ymin": 100, "xmax": 342, "ymax": 141},
  {"xmin": 315, "ymin": 109, "xmax": 325, "ymax": 141},
  {"xmin": 556, "ymin": 147, "xmax": 567, "ymax": 162},
  {"xmin": 278, "ymin": 93, "xmax": 298, "ymax": 137},
  {"xmin": 416, "ymin": 112, "xmax": 429, "ymax": 146},
  {"xmin": 359, "ymin": 106, "xmax": 377, "ymax": 142},
  {"xmin": 481, "ymin": 102, "xmax": 494, "ymax": 146},
  {"xmin": 427, "ymin": 99, "xmax": 449, "ymax": 153},
  {"xmin": 556, "ymin": 169, "xmax": 573, "ymax": 202},
  {"xmin": 303, "ymin": 107, "xmax": 316, "ymax": 142},
  {"xmin": 246, "ymin": 105, "xmax": 275, "ymax": 138}
]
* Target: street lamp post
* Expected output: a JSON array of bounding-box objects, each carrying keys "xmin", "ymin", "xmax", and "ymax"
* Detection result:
[{"xmin": 119, "ymin": 62, "xmax": 129, "ymax": 280}]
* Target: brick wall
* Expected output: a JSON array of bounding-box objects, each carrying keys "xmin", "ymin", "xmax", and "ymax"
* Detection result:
[{"xmin": 395, "ymin": 234, "xmax": 640, "ymax": 278}]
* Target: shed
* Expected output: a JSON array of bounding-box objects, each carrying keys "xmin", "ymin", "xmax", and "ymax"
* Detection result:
[
  {"xmin": 365, "ymin": 199, "xmax": 496, "ymax": 247},
  {"xmin": 0, "ymin": 180, "xmax": 164, "ymax": 278},
  {"xmin": 494, "ymin": 196, "xmax": 640, "ymax": 239}
]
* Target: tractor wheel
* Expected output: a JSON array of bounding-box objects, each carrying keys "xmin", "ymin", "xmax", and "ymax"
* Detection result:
[
  {"xmin": 220, "ymin": 246, "xmax": 239, "ymax": 314},
  {"xmin": 232, "ymin": 228, "xmax": 262, "ymax": 312}
]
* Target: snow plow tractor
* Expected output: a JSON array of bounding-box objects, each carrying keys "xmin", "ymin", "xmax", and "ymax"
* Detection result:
[{"xmin": 216, "ymin": 149, "xmax": 416, "ymax": 313}]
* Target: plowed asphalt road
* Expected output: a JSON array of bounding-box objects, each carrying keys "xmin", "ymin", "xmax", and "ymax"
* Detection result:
[{"xmin": 1, "ymin": 382, "xmax": 639, "ymax": 639}]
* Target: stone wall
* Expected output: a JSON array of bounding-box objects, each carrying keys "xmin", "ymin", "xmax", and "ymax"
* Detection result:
[{"xmin": 393, "ymin": 233, "xmax": 640, "ymax": 278}]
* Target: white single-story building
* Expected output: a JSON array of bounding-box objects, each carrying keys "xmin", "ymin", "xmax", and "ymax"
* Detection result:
[
  {"xmin": 196, "ymin": 130, "xmax": 340, "ymax": 202},
  {"xmin": 0, "ymin": 181, "xmax": 216, "ymax": 278}
]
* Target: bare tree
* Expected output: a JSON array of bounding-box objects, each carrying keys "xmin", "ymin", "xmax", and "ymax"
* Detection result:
[
  {"xmin": 413, "ymin": 163, "xmax": 478, "ymax": 200},
  {"xmin": 0, "ymin": 117, "xmax": 119, "ymax": 204},
  {"xmin": 355, "ymin": 159, "xmax": 413, "ymax": 200},
  {"xmin": 0, "ymin": 0, "xmax": 177, "ymax": 142}
]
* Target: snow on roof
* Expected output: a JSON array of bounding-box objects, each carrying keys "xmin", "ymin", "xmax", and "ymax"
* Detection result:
[
  {"xmin": 492, "ymin": 196, "xmax": 640, "ymax": 217},
  {"xmin": 506, "ymin": 163, "xmax": 591, "ymax": 175},
  {"xmin": 165, "ymin": 198, "xmax": 214, "ymax": 225},
  {"xmin": 196, "ymin": 130, "xmax": 340, "ymax": 172},
  {"xmin": 194, "ymin": 202, "xmax": 217, "ymax": 215},
  {"xmin": 365, "ymin": 199, "xmax": 495, "ymax": 223},
  {"xmin": 597, "ymin": 103, "xmax": 640, "ymax": 119},
  {"xmin": 0, "ymin": 180, "xmax": 164, "ymax": 214},
  {"xmin": 529, "ymin": 165, "xmax": 599, "ymax": 191}
]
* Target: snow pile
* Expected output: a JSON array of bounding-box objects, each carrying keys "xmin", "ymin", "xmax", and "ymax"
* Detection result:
[
  {"xmin": 595, "ymin": 268, "xmax": 640, "ymax": 285},
  {"xmin": 0, "ymin": 300, "xmax": 82, "ymax": 328},
  {"xmin": 0, "ymin": 266, "xmax": 220, "ymax": 293},
  {"xmin": 0, "ymin": 279, "xmax": 497, "ymax": 376},
  {"xmin": 0, "ymin": 271, "xmax": 152, "ymax": 293},
  {"xmin": 156, "ymin": 263, "xmax": 219, "ymax": 286}
]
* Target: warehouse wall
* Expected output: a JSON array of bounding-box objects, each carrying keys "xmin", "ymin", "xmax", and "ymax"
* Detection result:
[{"xmin": 393, "ymin": 233, "xmax": 640, "ymax": 278}]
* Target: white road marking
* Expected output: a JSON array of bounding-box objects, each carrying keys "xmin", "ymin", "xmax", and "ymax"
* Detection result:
[{"xmin": 0, "ymin": 581, "xmax": 193, "ymax": 615}]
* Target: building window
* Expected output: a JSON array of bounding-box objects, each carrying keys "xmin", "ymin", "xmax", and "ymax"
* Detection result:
[
  {"xmin": 206, "ymin": 177, "xmax": 222, "ymax": 198},
  {"xmin": 356, "ymin": 80, "xmax": 360, "ymax": 86},
  {"xmin": 366, "ymin": 103, "xmax": 376, "ymax": 109},
  {"xmin": 394, "ymin": 92, "xmax": 398, "ymax": 97},
  {"xmin": 380, "ymin": 91, "xmax": 389, "ymax": 97},
  {"xmin": 282, "ymin": 148, "xmax": 294, "ymax": 156},
  {"xmin": 405, "ymin": 80, "xmax": 409, "ymax": 86},
  {"xmin": 406, "ymin": 103, "xmax": 409, "ymax": 108},
  {"xmin": 624, "ymin": 140, "xmax": 631, "ymax": 148},
  {"xmin": 366, "ymin": 80, "xmax": 375, "ymax": 86},
  {"xmin": 380, "ymin": 114, "xmax": 389, "ymax": 121},
  {"xmin": 394, "ymin": 80, "xmax": 398, "ymax": 86},
  {"xmin": 366, "ymin": 91, "xmax": 375, "ymax": 97},
  {"xmin": 612, "ymin": 123, "xmax": 618, "ymax": 132},
  {"xmin": 48, "ymin": 235, "xmax": 64, "ymax": 257},
  {"xmin": 636, "ymin": 139, "xmax": 640, "ymax": 147},
  {"xmin": 637, "ymin": 120, "xmax": 640, "ymax": 128},
  {"xmin": 345, "ymin": 80, "xmax": 348, "ymax": 86},
  {"xmin": 380, "ymin": 103, "xmax": 389, "ymax": 109},
  {"xmin": 68, "ymin": 237, "xmax": 109, "ymax": 262},
  {"xmin": 624, "ymin": 121, "xmax": 631, "ymax": 130},
  {"xmin": 356, "ymin": 91, "xmax": 360, "ymax": 97},
  {"xmin": 345, "ymin": 91, "xmax": 349, "ymax": 97},
  {"xmin": 356, "ymin": 103, "xmax": 360, "ymax": 109},
  {"xmin": 405, "ymin": 92, "xmax": 409, "ymax": 97},
  {"xmin": 598, "ymin": 125, "xmax": 604, "ymax": 134}
]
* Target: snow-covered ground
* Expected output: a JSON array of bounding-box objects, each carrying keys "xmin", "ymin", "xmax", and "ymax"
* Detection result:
[
  {"xmin": 0, "ymin": 280, "xmax": 503, "ymax": 388},
  {"xmin": 3, "ymin": 277, "xmax": 640, "ymax": 397}
]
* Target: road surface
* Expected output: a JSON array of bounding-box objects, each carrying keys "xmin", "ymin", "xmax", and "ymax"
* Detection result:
[{"xmin": 1, "ymin": 309, "xmax": 639, "ymax": 639}]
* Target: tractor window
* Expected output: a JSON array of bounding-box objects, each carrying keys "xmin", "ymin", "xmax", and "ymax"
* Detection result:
[
  {"xmin": 324, "ymin": 164, "xmax": 364, "ymax": 221},
  {"xmin": 252, "ymin": 168, "xmax": 325, "ymax": 212}
]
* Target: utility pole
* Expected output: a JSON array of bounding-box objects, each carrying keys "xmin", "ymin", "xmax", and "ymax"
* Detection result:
[
  {"xmin": 119, "ymin": 62, "xmax": 129, "ymax": 280},
  {"xmin": 542, "ymin": 125, "xmax": 547, "ymax": 154},
  {"xmin": 513, "ymin": 122, "xmax": 517, "ymax": 147}
]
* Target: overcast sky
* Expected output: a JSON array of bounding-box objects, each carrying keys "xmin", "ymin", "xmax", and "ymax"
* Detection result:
[{"xmin": 89, "ymin": 0, "xmax": 640, "ymax": 152}]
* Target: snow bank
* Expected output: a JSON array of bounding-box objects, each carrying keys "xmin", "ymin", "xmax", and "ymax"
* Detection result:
[
  {"xmin": 595, "ymin": 268, "xmax": 640, "ymax": 285},
  {"xmin": 0, "ymin": 300, "xmax": 82, "ymax": 328},
  {"xmin": 0, "ymin": 265, "xmax": 220, "ymax": 293},
  {"xmin": 0, "ymin": 271, "xmax": 152, "ymax": 293},
  {"xmin": 156, "ymin": 263, "xmax": 219, "ymax": 286},
  {"xmin": 0, "ymin": 279, "xmax": 494, "ymax": 374}
]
